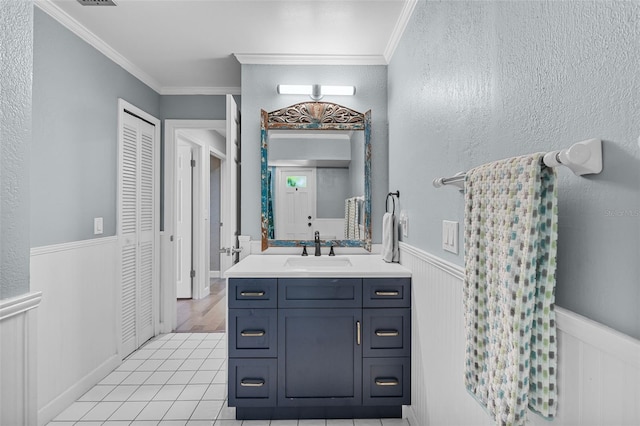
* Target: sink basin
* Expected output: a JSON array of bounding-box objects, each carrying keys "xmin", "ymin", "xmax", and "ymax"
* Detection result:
[{"xmin": 284, "ymin": 256, "xmax": 353, "ymax": 269}]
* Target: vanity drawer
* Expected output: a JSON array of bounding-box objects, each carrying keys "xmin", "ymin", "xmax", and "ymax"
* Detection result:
[
  {"xmin": 363, "ymin": 357, "xmax": 410, "ymax": 406},
  {"xmin": 278, "ymin": 278, "xmax": 362, "ymax": 308},
  {"xmin": 363, "ymin": 278, "xmax": 411, "ymax": 308},
  {"xmin": 363, "ymin": 308, "xmax": 411, "ymax": 357},
  {"xmin": 228, "ymin": 358, "xmax": 277, "ymax": 407},
  {"xmin": 229, "ymin": 278, "xmax": 277, "ymax": 308},
  {"xmin": 229, "ymin": 309, "xmax": 277, "ymax": 358}
]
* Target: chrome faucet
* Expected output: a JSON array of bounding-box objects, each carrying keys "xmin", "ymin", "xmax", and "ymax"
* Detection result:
[{"xmin": 314, "ymin": 231, "xmax": 321, "ymax": 256}]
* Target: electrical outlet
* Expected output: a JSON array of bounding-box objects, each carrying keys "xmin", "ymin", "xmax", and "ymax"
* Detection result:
[
  {"xmin": 400, "ymin": 210, "xmax": 408, "ymax": 237},
  {"xmin": 442, "ymin": 220, "xmax": 458, "ymax": 254},
  {"xmin": 94, "ymin": 217, "xmax": 103, "ymax": 235}
]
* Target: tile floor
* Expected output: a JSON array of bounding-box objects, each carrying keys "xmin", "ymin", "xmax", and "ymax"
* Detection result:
[{"xmin": 47, "ymin": 333, "xmax": 410, "ymax": 426}]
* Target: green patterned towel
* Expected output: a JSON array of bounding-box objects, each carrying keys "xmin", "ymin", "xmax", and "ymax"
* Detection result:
[{"xmin": 463, "ymin": 153, "xmax": 558, "ymax": 425}]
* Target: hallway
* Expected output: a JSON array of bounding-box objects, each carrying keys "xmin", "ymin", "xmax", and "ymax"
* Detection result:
[{"xmin": 46, "ymin": 332, "xmax": 410, "ymax": 426}]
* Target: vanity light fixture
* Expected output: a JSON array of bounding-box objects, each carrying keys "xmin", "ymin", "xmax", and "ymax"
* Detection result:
[{"xmin": 276, "ymin": 84, "xmax": 356, "ymax": 101}]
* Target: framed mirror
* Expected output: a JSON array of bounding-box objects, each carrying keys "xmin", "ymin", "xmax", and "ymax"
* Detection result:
[{"xmin": 261, "ymin": 101, "xmax": 372, "ymax": 252}]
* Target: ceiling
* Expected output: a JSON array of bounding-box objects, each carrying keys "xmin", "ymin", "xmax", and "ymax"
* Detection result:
[{"xmin": 38, "ymin": 0, "xmax": 416, "ymax": 95}]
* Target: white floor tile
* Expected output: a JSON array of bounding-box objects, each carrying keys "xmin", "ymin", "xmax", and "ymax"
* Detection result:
[
  {"xmin": 136, "ymin": 401, "xmax": 173, "ymax": 421},
  {"xmin": 81, "ymin": 401, "xmax": 122, "ymax": 421},
  {"xmin": 327, "ymin": 420, "xmax": 354, "ymax": 426},
  {"xmin": 196, "ymin": 340, "xmax": 218, "ymax": 349},
  {"xmin": 152, "ymin": 349, "xmax": 178, "ymax": 360},
  {"xmin": 162, "ymin": 340, "xmax": 184, "ymax": 349},
  {"xmin": 103, "ymin": 385, "xmax": 139, "ymax": 401},
  {"xmin": 129, "ymin": 384, "xmax": 163, "ymax": 401},
  {"xmin": 189, "ymin": 400, "xmax": 224, "ymax": 420},
  {"xmin": 141, "ymin": 339, "xmax": 166, "ymax": 350},
  {"xmin": 139, "ymin": 359, "xmax": 166, "ymax": 371},
  {"xmin": 166, "ymin": 371, "xmax": 196, "ymax": 385},
  {"xmin": 209, "ymin": 348, "xmax": 227, "ymax": 359},
  {"xmin": 109, "ymin": 401, "xmax": 148, "ymax": 421},
  {"xmin": 130, "ymin": 421, "xmax": 160, "ymax": 426},
  {"xmin": 190, "ymin": 348, "xmax": 213, "ymax": 359},
  {"xmin": 186, "ymin": 421, "xmax": 215, "ymax": 426},
  {"xmin": 159, "ymin": 359, "xmax": 185, "ymax": 371},
  {"xmin": 53, "ymin": 401, "xmax": 97, "ymax": 421},
  {"xmin": 75, "ymin": 422, "xmax": 109, "ymax": 426},
  {"xmin": 172, "ymin": 333, "xmax": 192, "ymax": 340},
  {"xmin": 122, "ymin": 371, "xmax": 154, "ymax": 385},
  {"xmin": 202, "ymin": 383, "xmax": 226, "ymax": 400},
  {"xmin": 117, "ymin": 359, "xmax": 146, "ymax": 371},
  {"xmin": 78, "ymin": 385, "xmax": 116, "ymax": 402},
  {"xmin": 215, "ymin": 404, "xmax": 235, "ymax": 420},
  {"xmin": 178, "ymin": 340, "xmax": 200, "ymax": 349},
  {"xmin": 380, "ymin": 420, "xmax": 409, "ymax": 426},
  {"xmin": 269, "ymin": 420, "xmax": 298, "ymax": 425},
  {"xmin": 354, "ymin": 420, "xmax": 383, "ymax": 426},
  {"xmin": 212, "ymin": 371, "xmax": 227, "ymax": 384},
  {"xmin": 240, "ymin": 420, "xmax": 269, "ymax": 426},
  {"xmin": 46, "ymin": 422, "xmax": 75, "ymax": 426},
  {"xmin": 170, "ymin": 348, "xmax": 195, "ymax": 359},
  {"xmin": 190, "ymin": 370, "xmax": 217, "ymax": 385},
  {"xmin": 145, "ymin": 371, "xmax": 175, "ymax": 385},
  {"xmin": 99, "ymin": 371, "xmax": 131, "ymax": 385},
  {"xmin": 298, "ymin": 420, "xmax": 327, "ymax": 426},
  {"xmin": 179, "ymin": 358, "xmax": 206, "ymax": 371},
  {"xmin": 128, "ymin": 349, "xmax": 157, "ymax": 360},
  {"xmin": 158, "ymin": 421, "xmax": 188, "ymax": 426},
  {"xmin": 199, "ymin": 359, "xmax": 224, "ymax": 371},
  {"xmin": 178, "ymin": 384, "xmax": 208, "ymax": 401},
  {"xmin": 212, "ymin": 420, "xmax": 242, "ymax": 426},
  {"xmin": 163, "ymin": 400, "xmax": 198, "ymax": 420},
  {"xmin": 102, "ymin": 421, "xmax": 132, "ymax": 426},
  {"xmin": 153, "ymin": 384, "xmax": 187, "ymax": 401}
]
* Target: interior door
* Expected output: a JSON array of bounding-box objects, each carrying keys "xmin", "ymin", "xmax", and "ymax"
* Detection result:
[
  {"xmin": 119, "ymin": 107, "xmax": 158, "ymax": 358},
  {"xmin": 220, "ymin": 94, "xmax": 241, "ymax": 273},
  {"xmin": 176, "ymin": 142, "xmax": 193, "ymax": 299},
  {"xmin": 275, "ymin": 167, "xmax": 317, "ymax": 240}
]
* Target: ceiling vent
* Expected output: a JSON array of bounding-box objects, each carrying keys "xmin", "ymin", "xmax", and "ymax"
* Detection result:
[{"xmin": 77, "ymin": 0, "xmax": 117, "ymax": 5}]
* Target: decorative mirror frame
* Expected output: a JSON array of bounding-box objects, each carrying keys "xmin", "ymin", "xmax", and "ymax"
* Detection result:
[{"xmin": 261, "ymin": 101, "xmax": 372, "ymax": 252}]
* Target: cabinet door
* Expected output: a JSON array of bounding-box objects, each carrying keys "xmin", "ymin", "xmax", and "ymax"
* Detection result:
[{"xmin": 278, "ymin": 309, "xmax": 362, "ymax": 406}]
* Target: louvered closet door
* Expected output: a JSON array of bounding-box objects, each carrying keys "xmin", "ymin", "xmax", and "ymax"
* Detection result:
[{"xmin": 120, "ymin": 111, "xmax": 157, "ymax": 358}]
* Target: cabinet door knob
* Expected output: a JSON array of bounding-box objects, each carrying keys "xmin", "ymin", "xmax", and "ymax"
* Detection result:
[
  {"xmin": 240, "ymin": 330, "xmax": 265, "ymax": 337},
  {"xmin": 240, "ymin": 378, "xmax": 265, "ymax": 387},
  {"xmin": 375, "ymin": 290, "xmax": 399, "ymax": 296},
  {"xmin": 240, "ymin": 291, "xmax": 265, "ymax": 297},
  {"xmin": 375, "ymin": 329, "xmax": 399, "ymax": 337},
  {"xmin": 375, "ymin": 378, "xmax": 400, "ymax": 386}
]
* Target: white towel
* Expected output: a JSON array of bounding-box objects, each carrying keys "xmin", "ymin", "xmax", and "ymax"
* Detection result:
[{"xmin": 381, "ymin": 212, "xmax": 399, "ymax": 263}]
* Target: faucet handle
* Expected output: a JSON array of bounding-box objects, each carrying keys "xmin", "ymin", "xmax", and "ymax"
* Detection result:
[
  {"xmin": 329, "ymin": 245, "xmax": 335, "ymax": 256},
  {"xmin": 301, "ymin": 245, "xmax": 308, "ymax": 256}
]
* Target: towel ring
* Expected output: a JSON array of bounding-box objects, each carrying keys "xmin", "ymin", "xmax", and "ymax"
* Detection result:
[{"xmin": 385, "ymin": 191, "xmax": 400, "ymax": 214}]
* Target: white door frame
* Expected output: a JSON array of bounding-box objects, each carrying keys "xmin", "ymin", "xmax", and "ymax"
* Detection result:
[{"xmin": 162, "ymin": 119, "xmax": 226, "ymax": 333}]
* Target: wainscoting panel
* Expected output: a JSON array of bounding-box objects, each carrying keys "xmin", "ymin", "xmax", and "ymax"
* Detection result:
[
  {"xmin": 0, "ymin": 292, "xmax": 41, "ymax": 426},
  {"xmin": 30, "ymin": 237, "xmax": 120, "ymax": 425},
  {"xmin": 399, "ymin": 242, "xmax": 640, "ymax": 426}
]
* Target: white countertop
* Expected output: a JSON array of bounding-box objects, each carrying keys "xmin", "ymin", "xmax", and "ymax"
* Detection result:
[{"xmin": 224, "ymin": 254, "xmax": 411, "ymax": 278}]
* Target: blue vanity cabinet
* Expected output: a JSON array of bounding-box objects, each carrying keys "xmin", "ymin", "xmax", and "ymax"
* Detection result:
[{"xmin": 228, "ymin": 275, "xmax": 411, "ymax": 420}]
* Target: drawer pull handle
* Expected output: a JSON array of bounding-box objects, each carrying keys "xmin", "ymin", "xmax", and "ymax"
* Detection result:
[
  {"xmin": 241, "ymin": 330, "xmax": 265, "ymax": 337},
  {"xmin": 375, "ymin": 330, "xmax": 399, "ymax": 337},
  {"xmin": 240, "ymin": 291, "xmax": 265, "ymax": 297},
  {"xmin": 240, "ymin": 378, "xmax": 265, "ymax": 387},
  {"xmin": 356, "ymin": 321, "xmax": 361, "ymax": 346},
  {"xmin": 375, "ymin": 290, "xmax": 399, "ymax": 296},
  {"xmin": 375, "ymin": 378, "xmax": 399, "ymax": 386}
]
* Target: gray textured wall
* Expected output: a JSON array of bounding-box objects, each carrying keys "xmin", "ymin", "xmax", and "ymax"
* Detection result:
[
  {"xmin": 0, "ymin": 0, "xmax": 33, "ymax": 299},
  {"xmin": 241, "ymin": 64, "xmax": 388, "ymax": 243},
  {"xmin": 32, "ymin": 9, "xmax": 160, "ymax": 247},
  {"xmin": 160, "ymin": 95, "xmax": 226, "ymax": 120},
  {"xmin": 389, "ymin": 1, "xmax": 640, "ymax": 338}
]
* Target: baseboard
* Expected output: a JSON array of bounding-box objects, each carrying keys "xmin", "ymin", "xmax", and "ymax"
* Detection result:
[
  {"xmin": 209, "ymin": 270, "xmax": 220, "ymax": 279},
  {"xmin": 38, "ymin": 354, "xmax": 120, "ymax": 425},
  {"xmin": 404, "ymin": 405, "xmax": 418, "ymax": 426}
]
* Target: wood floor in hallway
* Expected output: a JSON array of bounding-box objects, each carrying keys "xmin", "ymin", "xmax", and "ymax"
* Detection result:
[{"xmin": 176, "ymin": 278, "xmax": 226, "ymax": 333}]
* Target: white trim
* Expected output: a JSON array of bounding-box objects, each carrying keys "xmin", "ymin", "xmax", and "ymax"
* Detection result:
[
  {"xmin": 210, "ymin": 271, "xmax": 221, "ymax": 279},
  {"xmin": 161, "ymin": 86, "xmax": 241, "ymax": 96},
  {"xmin": 383, "ymin": 0, "xmax": 418, "ymax": 62},
  {"xmin": 555, "ymin": 306, "xmax": 640, "ymax": 369},
  {"xmin": 399, "ymin": 241, "xmax": 464, "ymax": 280},
  {"xmin": 30, "ymin": 236, "xmax": 118, "ymax": 257},
  {"xmin": 35, "ymin": 0, "xmax": 162, "ymax": 93},
  {"xmin": 37, "ymin": 355, "xmax": 120, "ymax": 426},
  {"xmin": 0, "ymin": 292, "xmax": 42, "ymax": 322},
  {"xmin": 234, "ymin": 53, "xmax": 388, "ymax": 66}
]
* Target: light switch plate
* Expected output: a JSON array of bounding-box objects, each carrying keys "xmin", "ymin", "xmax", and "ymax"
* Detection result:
[
  {"xmin": 94, "ymin": 217, "xmax": 103, "ymax": 235},
  {"xmin": 442, "ymin": 220, "xmax": 458, "ymax": 254}
]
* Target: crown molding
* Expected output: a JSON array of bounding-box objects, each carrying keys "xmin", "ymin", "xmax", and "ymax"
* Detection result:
[
  {"xmin": 35, "ymin": 0, "xmax": 163, "ymax": 93},
  {"xmin": 160, "ymin": 86, "xmax": 241, "ymax": 96},
  {"xmin": 383, "ymin": 0, "xmax": 418, "ymax": 63},
  {"xmin": 234, "ymin": 53, "xmax": 387, "ymax": 66}
]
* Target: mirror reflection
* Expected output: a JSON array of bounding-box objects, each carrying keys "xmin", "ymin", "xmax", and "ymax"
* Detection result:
[{"xmin": 260, "ymin": 102, "xmax": 371, "ymax": 251}]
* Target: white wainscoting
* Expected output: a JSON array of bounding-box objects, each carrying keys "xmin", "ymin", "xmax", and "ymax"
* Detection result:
[
  {"xmin": 30, "ymin": 237, "xmax": 120, "ymax": 425},
  {"xmin": 399, "ymin": 242, "xmax": 640, "ymax": 426},
  {"xmin": 0, "ymin": 292, "xmax": 41, "ymax": 426}
]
